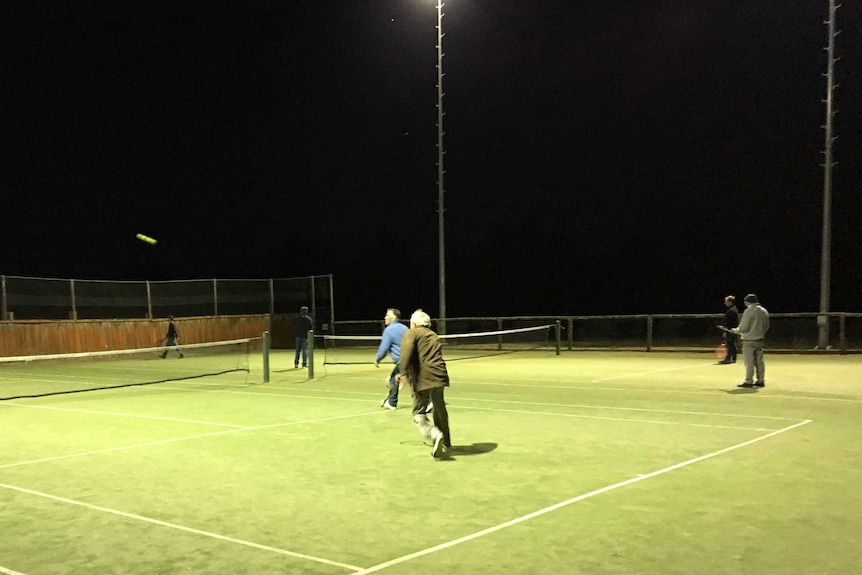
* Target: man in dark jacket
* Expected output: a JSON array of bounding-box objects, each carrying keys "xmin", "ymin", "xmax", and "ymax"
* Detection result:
[
  {"xmin": 396, "ymin": 309, "xmax": 451, "ymax": 458},
  {"xmin": 721, "ymin": 296, "xmax": 739, "ymax": 364},
  {"xmin": 160, "ymin": 315, "xmax": 184, "ymax": 359},
  {"xmin": 293, "ymin": 306, "xmax": 313, "ymax": 368}
]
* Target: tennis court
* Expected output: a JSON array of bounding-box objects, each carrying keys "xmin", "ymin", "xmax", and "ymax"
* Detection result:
[{"xmin": 1, "ymin": 345, "xmax": 861, "ymax": 574}]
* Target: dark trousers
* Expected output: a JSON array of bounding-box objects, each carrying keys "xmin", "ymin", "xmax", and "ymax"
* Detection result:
[
  {"xmin": 386, "ymin": 364, "xmax": 401, "ymax": 406},
  {"xmin": 160, "ymin": 337, "xmax": 183, "ymax": 358},
  {"xmin": 724, "ymin": 332, "xmax": 738, "ymax": 362},
  {"xmin": 412, "ymin": 387, "xmax": 451, "ymax": 447}
]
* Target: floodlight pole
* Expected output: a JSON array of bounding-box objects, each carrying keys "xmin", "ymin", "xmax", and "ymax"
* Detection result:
[
  {"xmin": 818, "ymin": 0, "xmax": 839, "ymax": 349},
  {"xmin": 436, "ymin": 0, "xmax": 447, "ymax": 334}
]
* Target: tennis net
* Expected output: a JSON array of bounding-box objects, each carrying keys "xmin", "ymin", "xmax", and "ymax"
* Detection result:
[
  {"xmin": 319, "ymin": 324, "xmax": 558, "ymax": 365},
  {"xmin": 0, "ymin": 338, "xmax": 260, "ymax": 400}
]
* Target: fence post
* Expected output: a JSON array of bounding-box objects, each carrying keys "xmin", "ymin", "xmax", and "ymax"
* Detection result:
[
  {"xmin": 497, "ymin": 317, "xmax": 503, "ymax": 350},
  {"xmin": 328, "ymin": 273, "xmax": 336, "ymax": 336},
  {"xmin": 262, "ymin": 331, "xmax": 271, "ymax": 383},
  {"xmin": 555, "ymin": 320, "xmax": 561, "ymax": 355},
  {"xmin": 213, "ymin": 278, "xmax": 219, "ymax": 317},
  {"xmin": 309, "ymin": 275, "xmax": 316, "ymax": 316},
  {"xmin": 568, "ymin": 317, "xmax": 573, "ymax": 350},
  {"xmin": 146, "ymin": 280, "xmax": 153, "ymax": 319},
  {"xmin": 0, "ymin": 275, "xmax": 7, "ymax": 321},
  {"xmin": 646, "ymin": 315, "xmax": 653, "ymax": 352},
  {"xmin": 839, "ymin": 313, "xmax": 846, "ymax": 354},
  {"xmin": 70, "ymin": 279, "xmax": 78, "ymax": 320}
]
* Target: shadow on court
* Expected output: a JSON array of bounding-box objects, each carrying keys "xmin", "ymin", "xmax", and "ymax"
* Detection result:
[{"xmin": 449, "ymin": 442, "xmax": 498, "ymax": 455}]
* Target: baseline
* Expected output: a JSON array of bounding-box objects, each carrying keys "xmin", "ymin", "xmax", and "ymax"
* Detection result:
[
  {"xmin": 0, "ymin": 565, "xmax": 28, "ymax": 575},
  {"xmin": 0, "ymin": 482, "xmax": 362, "ymax": 572},
  {"xmin": 353, "ymin": 419, "xmax": 812, "ymax": 574}
]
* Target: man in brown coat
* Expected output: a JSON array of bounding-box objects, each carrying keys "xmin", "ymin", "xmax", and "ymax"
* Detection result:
[{"xmin": 396, "ymin": 309, "xmax": 451, "ymax": 458}]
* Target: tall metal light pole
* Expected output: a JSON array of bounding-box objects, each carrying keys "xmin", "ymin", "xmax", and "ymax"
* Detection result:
[
  {"xmin": 435, "ymin": 1, "xmax": 447, "ymax": 333},
  {"xmin": 819, "ymin": 0, "xmax": 839, "ymax": 349}
]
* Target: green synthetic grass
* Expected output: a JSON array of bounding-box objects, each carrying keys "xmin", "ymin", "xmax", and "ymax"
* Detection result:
[{"xmin": 1, "ymin": 350, "xmax": 861, "ymax": 574}]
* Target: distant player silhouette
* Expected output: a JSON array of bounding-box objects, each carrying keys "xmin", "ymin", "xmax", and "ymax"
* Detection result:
[{"xmin": 160, "ymin": 315, "xmax": 184, "ymax": 359}]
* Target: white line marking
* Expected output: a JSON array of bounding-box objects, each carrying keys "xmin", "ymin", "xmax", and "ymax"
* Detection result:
[
  {"xmin": 468, "ymin": 381, "xmax": 862, "ymax": 403},
  {"xmin": 0, "ymin": 411, "xmax": 383, "ymax": 470},
  {"xmin": 0, "ymin": 565, "xmax": 28, "ymax": 575},
  {"xmin": 160, "ymin": 385, "xmax": 795, "ymax": 421},
  {"xmin": 455, "ymin": 406, "xmax": 777, "ymax": 431},
  {"xmin": 0, "ymin": 403, "xmax": 249, "ymax": 429},
  {"xmin": 0, "ymin": 482, "xmax": 362, "ymax": 572},
  {"xmin": 592, "ymin": 362, "xmax": 718, "ymax": 382},
  {"xmin": 452, "ymin": 397, "xmax": 795, "ymax": 421},
  {"xmin": 353, "ymin": 419, "xmax": 813, "ymax": 574}
]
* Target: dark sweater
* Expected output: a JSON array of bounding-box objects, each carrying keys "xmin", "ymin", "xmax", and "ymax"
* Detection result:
[
  {"xmin": 399, "ymin": 326, "xmax": 450, "ymax": 392},
  {"xmin": 724, "ymin": 305, "xmax": 739, "ymax": 329}
]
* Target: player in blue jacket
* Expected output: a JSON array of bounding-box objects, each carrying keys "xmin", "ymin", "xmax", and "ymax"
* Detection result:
[{"xmin": 375, "ymin": 308, "xmax": 408, "ymax": 409}]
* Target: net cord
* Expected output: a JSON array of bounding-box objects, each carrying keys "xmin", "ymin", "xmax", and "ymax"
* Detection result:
[
  {"xmin": 0, "ymin": 338, "xmax": 260, "ymax": 364},
  {"xmin": 319, "ymin": 325, "xmax": 555, "ymax": 342}
]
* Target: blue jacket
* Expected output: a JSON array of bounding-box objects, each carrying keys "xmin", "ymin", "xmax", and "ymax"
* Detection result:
[{"xmin": 376, "ymin": 321, "xmax": 408, "ymax": 364}]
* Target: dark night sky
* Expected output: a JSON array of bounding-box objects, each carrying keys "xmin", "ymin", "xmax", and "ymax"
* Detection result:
[{"xmin": 2, "ymin": 1, "xmax": 861, "ymax": 319}]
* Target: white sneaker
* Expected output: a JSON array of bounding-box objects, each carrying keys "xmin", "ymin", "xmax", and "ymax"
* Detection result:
[
  {"xmin": 382, "ymin": 402, "xmax": 397, "ymax": 410},
  {"xmin": 424, "ymin": 400, "xmax": 433, "ymax": 414},
  {"xmin": 431, "ymin": 431, "xmax": 444, "ymax": 458}
]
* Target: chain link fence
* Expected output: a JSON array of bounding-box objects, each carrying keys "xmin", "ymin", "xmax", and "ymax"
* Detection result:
[{"xmin": 0, "ymin": 275, "xmax": 334, "ymax": 328}]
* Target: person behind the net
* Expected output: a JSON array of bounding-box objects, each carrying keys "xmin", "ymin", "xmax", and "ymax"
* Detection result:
[
  {"xmin": 374, "ymin": 308, "xmax": 408, "ymax": 410},
  {"xmin": 732, "ymin": 294, "xmax": 770, "ymax": 388},
  {"xmin": 396, "ymin": 309, "xmax": 451, "ymax": 458},
  {"xmin": 160, "ymin": 315, "xmax": 184, "ymax": 359},
  {"xmin": 293, "ymin": 306, "xmax": 313, "ymax": 368},
  {"xmin": 720, "ymin": 295, "xmax": 740, "ymax": 364}
]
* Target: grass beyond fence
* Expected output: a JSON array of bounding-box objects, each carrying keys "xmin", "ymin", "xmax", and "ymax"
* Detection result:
[{"xmin": 1, "ymin": 350, "xmax": 861, "ymax": 574}]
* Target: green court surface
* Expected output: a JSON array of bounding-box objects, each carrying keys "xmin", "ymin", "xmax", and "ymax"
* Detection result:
[{"xmin": 1, "ymin": 350, "xmax": 861, "ymax": 574}]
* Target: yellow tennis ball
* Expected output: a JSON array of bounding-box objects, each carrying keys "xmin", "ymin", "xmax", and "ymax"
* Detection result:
[{"xmin": 136, "ymin": 233, "xmax": 157, "ymax": 245}]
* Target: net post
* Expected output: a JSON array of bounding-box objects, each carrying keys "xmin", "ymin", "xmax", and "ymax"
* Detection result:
[
  {"xmin": 307, "ymin": 329, "xmax": 315, "ymax": 378},
  {"xmin": 213, "ymin": 278, "xmax": 219, "ymax": 317},
  {"xmin": 555, "ymin": 320, "xmax": 561, "ymax": 355},
  {"xmin": 567, "ymin": 317, "xmax": 573, "ymax": 351},
  {"xmin": 262, "ymin": 331, "xmax": 271, "ymax": 383},
  {"xmin": 497, "ymin": 318, "xmax": 503, "ymax": 350}
]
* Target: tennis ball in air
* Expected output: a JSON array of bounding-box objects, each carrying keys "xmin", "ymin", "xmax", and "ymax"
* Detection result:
[{"xmin": 136, "ymin": 233, "xmax": 157, "ymax": 245}]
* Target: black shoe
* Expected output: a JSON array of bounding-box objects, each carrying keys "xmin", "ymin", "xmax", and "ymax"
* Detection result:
[
  {"xmin": 753, "ymin": 382, "xmax": 765, "ymax": 388},
  {"xmin": 737, "ymin": 382, "xmax": 755, "ymax": 388},
  {"xmin": 719, "ymin": 360, "xmax": 732, "ymax": 364}
]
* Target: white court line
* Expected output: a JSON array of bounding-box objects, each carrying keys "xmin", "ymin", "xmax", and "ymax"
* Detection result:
[
  {"xmin": 162, "ymin": 378, "xmax": 862, "ymax": 403},
  {"xmin": 353, "ymin": 419, "xmax": 813, "ymax": 574},
  {"xmin": 456, "ymin": 406, "xmax": 777, "ymax": 431},
  {"xmin": 0, "ymin": 482, "xmax": 362, "ymax": 573},
  {"xmin": 0, "ymin": 565, "xmax": 28, "ymax": 575},
  {"xmin": 164, "ymin": 385, "xmax": 796, "ymax": 422},
  {"xmin": 452, "ymin": 397, "xmax": 795, "ymax": 421},
  {"xmin": 0, "ymin": 410, "xmax": 383, "ymax": 470},
  {"xmin": 0, "ymin": 403, "xmax": 249, "ymax": 429},
  {"xmin": 463, "ymin": 380, "xmax": 862, "ymax": 403},
  {"xmin": 592, "ymin": 362, "xmax": 718, "ymax": 382}
]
